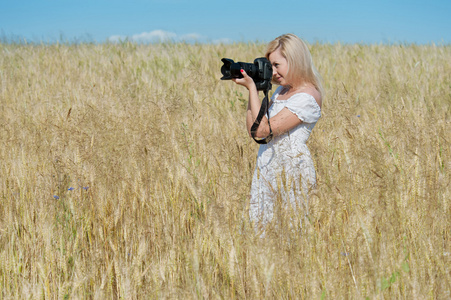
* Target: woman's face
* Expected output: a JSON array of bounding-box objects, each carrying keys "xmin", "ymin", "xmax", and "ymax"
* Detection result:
[{"xmin": 268, "ymin": 48, "xmax": 289, "ymax": 86}]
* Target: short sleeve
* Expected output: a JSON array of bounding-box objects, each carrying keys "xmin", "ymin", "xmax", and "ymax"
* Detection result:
[{"xmin": 285, "ymin": 93, "xmax": 321, "ymax": 123}]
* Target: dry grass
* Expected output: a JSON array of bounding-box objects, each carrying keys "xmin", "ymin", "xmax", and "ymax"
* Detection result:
[{"xmin": 0, "ymin": 41, "xmax": 450, "ymax": 299}]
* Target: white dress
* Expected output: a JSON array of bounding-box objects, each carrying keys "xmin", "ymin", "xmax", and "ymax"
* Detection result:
[{"xmin": 249, "ymin": 86, "xmax": 321, "ymax": 226}]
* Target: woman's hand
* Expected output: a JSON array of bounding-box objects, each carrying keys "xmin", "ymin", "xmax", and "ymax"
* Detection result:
[{"xmin": 232, "ymin": 69, "xmax": 257, "ymax": 91}]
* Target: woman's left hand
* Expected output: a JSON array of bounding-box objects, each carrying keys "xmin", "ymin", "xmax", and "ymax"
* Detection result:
[{"xmin": 232, "ymin": 69, "xmax": 257, "ymax": 91}]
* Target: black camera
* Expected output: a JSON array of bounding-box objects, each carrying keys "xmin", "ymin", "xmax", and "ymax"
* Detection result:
[{"xmin": 220, "ymin": 57, "xmax": 273, "ymax": 91}]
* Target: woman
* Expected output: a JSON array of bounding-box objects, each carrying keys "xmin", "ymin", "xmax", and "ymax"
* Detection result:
[{"xmin": 233, "ymin": 33, "xmax": 323, "ymax": 229}]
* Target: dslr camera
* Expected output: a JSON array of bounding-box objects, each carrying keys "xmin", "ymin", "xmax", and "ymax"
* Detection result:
[{"xmin": 220, "ymin": 57, "xmax": 273, "ymax": 91}]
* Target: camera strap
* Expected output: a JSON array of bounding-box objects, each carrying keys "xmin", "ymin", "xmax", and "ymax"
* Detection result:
[{"xmin": 250, "ymin": 89, "xmax": 273, "ymax": 144}]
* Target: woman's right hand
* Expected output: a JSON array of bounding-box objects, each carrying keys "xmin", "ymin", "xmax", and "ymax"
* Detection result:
[{"xmin": 232, "ymin": 69, "xmax": 257, "ymax": 91}]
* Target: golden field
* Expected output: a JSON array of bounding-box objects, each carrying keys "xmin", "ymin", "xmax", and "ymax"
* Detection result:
[{"xmin": 0, "ymin": 41, "xmax": 450, "ymax": 299}]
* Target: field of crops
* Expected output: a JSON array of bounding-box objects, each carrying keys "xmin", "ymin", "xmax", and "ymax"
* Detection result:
[{"xmin": 1, "ymin": 41, "xmax": 450, "ymax": 298}]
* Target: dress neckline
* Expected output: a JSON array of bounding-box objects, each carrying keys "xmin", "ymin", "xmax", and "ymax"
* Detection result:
[{"xmin": 272, "ymin": 91, "xmax": 322, "ymax": 110}]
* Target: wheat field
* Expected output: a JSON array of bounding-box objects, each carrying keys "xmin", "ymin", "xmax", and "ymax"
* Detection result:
[{"xmin": 0, "ymin": 41, "xmax": 450, "ymax": 299}]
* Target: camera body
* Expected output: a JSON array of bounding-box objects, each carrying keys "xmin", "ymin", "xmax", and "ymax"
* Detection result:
[{"xmin": 220, "ymin": 57, "xmax": 273, "ymax": 91}]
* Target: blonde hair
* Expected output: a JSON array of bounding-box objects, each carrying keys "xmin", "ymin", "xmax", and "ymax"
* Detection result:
[{"xmin": 265, "ymin": 33, "xmax": 324, "ymax": 97}]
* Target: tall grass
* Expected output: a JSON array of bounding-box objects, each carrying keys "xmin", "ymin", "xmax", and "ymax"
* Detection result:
[{"xmin": 0, "ymin": 41, "xmax": 450, "ymax": 298}]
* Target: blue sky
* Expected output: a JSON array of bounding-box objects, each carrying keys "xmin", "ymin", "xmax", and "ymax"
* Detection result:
[{"xmin": 1, "ymin": 0, "xmax": 450, "ymax": 44}]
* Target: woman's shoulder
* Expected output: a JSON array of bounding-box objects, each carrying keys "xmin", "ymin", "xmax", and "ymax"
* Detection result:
[
  {"xmin": 284, "ymin": 90, "xmax": 322, "ymax": 123},
  {"xmin": 296, "ymin": 86, "xmax": 322, "ymax": 109},
  {"xmin": 273, "ymin": 84, "xmax": 321, "ymax": 107}
]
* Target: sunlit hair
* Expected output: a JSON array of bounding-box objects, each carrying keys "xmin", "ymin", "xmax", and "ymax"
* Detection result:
[{"xmin": 265, "ymin": 33, "xmax": 324, "ymax": 97}]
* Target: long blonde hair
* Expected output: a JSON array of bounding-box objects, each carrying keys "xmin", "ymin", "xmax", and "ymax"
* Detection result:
[{"xmin": 265, "ymin": 33, "xmax": 324, "ymax": 97}]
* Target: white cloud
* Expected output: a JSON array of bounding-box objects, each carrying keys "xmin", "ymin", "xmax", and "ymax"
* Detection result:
[
  {"xmin": 132, "ymin": 30, "xmax": 177, "ymax": 43},
  {"xmin": 180, "ymin": 33, "xmax": 203, "ymax": 42},
  {"xmin": 108, "ymin": 35, "xmax": 125, "ymax": 43},
  {"xmin": 108, "ymin": 30, "xmax": 208, "ymax": 43},
  {"xmin": 212, "ymin": 38, "xmax": 234, "ymax": 44}
]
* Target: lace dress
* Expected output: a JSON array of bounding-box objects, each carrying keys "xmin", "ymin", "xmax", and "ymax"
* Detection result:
[{"xmin": 249, "ymin": 86, "xmax": 321, "ymax": 226}]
